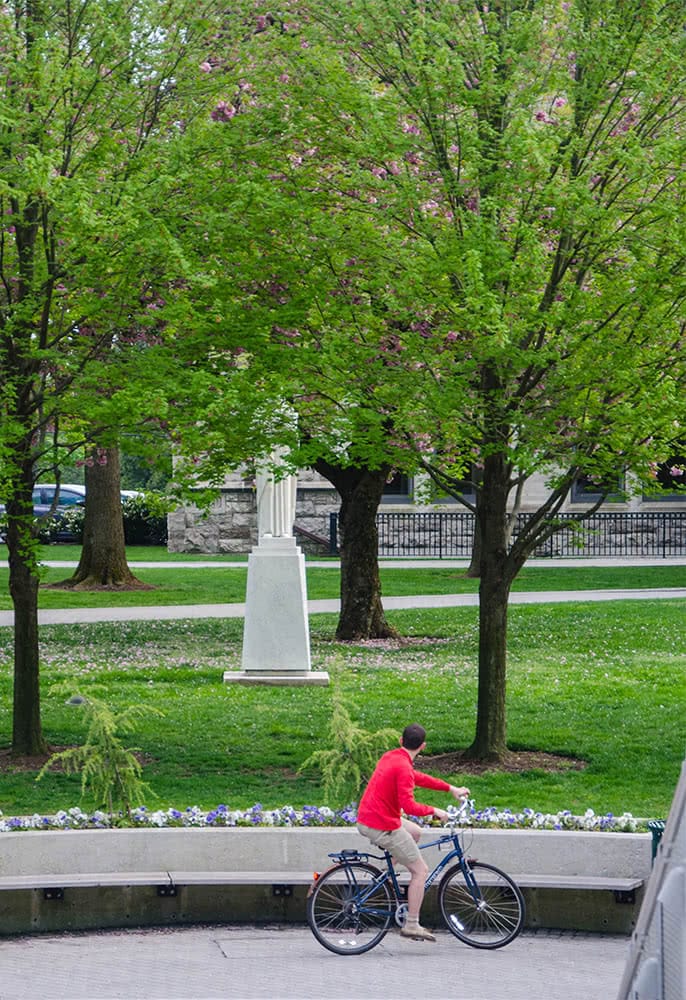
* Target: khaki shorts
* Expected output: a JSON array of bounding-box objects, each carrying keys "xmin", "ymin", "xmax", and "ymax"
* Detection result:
[{"xmin": 357, "ymin": 820, "xmax": 420, "ymax": 867}]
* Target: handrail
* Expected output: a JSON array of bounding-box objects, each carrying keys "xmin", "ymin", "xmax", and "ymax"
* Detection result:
[{"xmin": 616, "ymin": 758, "xmax": 686, "ymax": 1000}]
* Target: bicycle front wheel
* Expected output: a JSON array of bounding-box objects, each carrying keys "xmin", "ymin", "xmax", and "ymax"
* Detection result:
[
  {"xmin": 438, "ymin": 861, "xmax": 525, "ymax": 949},
  {"xmin": 307, "ymin": 862, "xmax": 395, "ymax": 955}
]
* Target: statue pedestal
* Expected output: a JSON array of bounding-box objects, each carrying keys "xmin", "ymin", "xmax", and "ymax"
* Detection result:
[{"xmin": 225, "ymin": 536, "xmax": 329, "ymax": 687}]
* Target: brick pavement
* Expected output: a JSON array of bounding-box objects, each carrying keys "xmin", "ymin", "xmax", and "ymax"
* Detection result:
[{"xmin": 0, "ymin": 925, "xmax": 629, "ymax": 1000}]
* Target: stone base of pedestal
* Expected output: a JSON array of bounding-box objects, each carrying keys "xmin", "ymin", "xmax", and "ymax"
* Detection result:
[
  {"xmin": 232, "ymin": 536, "xmax": 327, "ymax": 686},
  {"xmin": 223, "ymin": 670, "xmax": 330, "ymax": 686}
]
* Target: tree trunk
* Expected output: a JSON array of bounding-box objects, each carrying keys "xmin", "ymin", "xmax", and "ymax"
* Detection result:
[
  {"xmin": 314, "ymin": 460, "xmax": 398, "ymax": 640},
  {"xmin": 466, "ymin": 508, "xmax": 482, "ymax": 578},
  {"xmin": 51, "ymin": 446, "xmax": 150, "ymax": 590},
  {"xmin": 464, "ymin": 452, "xmax": 512, "ymax": 761},
  {"xmin": 7, "ymin": 463, "xmax": 46, "ymax": 755}
]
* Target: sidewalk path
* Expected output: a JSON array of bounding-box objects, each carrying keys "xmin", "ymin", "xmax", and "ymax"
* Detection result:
[
  {"xmin": 35, "ymin": 556, "xmax": 686, "ymax": 569},
  {"xmin": 0, "ymin": 925, "xmax": 628, "ymax": 1000},
  {"xmin": 0, "ymin": 557, "xmax": 684, "ymax": 627},
  {"xmin": 0, "ymin": 585, "xmax": 682, "ymax": 628}
]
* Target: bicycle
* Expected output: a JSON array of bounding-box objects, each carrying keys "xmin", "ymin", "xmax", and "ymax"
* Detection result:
[{"xmin": 307, "ymin": 805, "xmax": 525, "ymax": 955}]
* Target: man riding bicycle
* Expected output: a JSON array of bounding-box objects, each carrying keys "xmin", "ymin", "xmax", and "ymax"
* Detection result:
[{"xmin": 357, "ymin": 723, "xmax": 470, "ymax": 942}]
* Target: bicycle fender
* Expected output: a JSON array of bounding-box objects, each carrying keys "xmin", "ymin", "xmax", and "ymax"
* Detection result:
[{"xmin": 307, "ymin": 863, "xmax": 342, "ymax": 897}]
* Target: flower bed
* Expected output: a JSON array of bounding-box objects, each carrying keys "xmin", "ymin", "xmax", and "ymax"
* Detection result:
[{"xmin": 0, "ymin": 802, "xmax": 643, "ymax": 832}]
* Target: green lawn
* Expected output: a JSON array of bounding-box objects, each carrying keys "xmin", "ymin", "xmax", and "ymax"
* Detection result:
[
  {"xmin": 0, "ymin": 597, "xmax": 683, "ymax": 823},
  {"xmin": 0, "ymin": 545, "xmax": 684, "ymax": 610}
]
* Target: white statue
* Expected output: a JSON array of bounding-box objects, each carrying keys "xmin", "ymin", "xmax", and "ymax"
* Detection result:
[{"xmin": 256, "ymin": 454, "xmax": 297, "ymax": 538}]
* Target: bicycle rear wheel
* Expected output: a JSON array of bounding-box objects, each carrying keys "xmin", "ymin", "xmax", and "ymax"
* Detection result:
[
  {"xmin": 438, "ymin": 861, "xmax": 525, "ymax": 949},
  {"xmin": 307, "ymin": 862, "xmax": 395, "ymax": 955}
]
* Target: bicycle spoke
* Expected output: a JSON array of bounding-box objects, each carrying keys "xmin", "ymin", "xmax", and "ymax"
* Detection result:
[
  {"xmin": 439, "ymin": 862, "xmax": 525, "ymax": 949},
  {"xmin": 307, "ymin": 863, "xmax": 395, "ymax": 955}
]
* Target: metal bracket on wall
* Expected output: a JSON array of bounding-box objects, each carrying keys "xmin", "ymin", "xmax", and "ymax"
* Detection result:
[{"xmin": 272, "ymin": 884, "xmax": 293, "ymax": 897}]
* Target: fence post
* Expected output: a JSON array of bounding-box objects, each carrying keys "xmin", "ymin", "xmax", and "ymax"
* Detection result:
[{"xmin": 328, "ymin": 512, "xmax": 338, "ymax": 555}]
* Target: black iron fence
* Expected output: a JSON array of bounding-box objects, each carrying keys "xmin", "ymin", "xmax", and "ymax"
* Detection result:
[{"xmin": 329, "ymin": 511, "xmax": 686, "ymax": 559}]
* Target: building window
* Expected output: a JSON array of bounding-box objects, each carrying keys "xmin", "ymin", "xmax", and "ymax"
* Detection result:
[
  {"xmin": 382, "ymin": 473, "xmax": 411, "ymax": 502},
  {"xmin": 447, "ymin": 472, "xmax": 477, "ymax": 502},
  {"xmin": 571, "ymin": 472, "xmax": 625, "ymax": 503},
  {"xmin": 645, "ymin": 448, "xmax": 686, "ymax": 499}
]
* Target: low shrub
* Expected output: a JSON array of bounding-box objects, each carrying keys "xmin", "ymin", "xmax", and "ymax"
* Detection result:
[
  {"xmin": 121, "ymin": 494, "xmax": 168, "ymax": 546},
  {"xmin": 41, "ymin": 492, "xmax": 169, "ymax": 545}
]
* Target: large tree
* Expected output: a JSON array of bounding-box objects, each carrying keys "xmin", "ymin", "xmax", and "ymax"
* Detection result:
[
  {"xmin": 158, "ymin": 85, "xmax": 426, "ymax": 639},
  {"xmin": 179, "ymin": 0, "xmax": 686, "ymax": 760},
  {"xmin": 0, "ymin": 0, "xmax": 228, "ymax": 753},
  {"xmin": 51, "ymin": 445, "xmax": 151, "ymax": 591},
  {"xmin": 288, "ymin": 0, "xmax": 686, "ymax": 759}
]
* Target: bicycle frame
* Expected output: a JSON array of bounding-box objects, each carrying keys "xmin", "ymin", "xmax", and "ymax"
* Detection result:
[{"xmin": 329, "ymin": 828, "xmax": 480, "ymax": 914}]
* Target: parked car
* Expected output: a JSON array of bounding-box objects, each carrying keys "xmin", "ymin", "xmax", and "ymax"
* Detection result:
[
  {"xmin": 32, "ymin": 483, "xmax": 87, "ymax": 512},
  {"xmin": 0, "ymin": 484, "xmax": 140, "ymax": 543}
]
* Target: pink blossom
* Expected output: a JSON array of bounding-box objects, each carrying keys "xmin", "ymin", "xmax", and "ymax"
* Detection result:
[
  {"xmin": 211, "ymin": 101, "xmax": 236, "ymax": 122},
  {"xmin": 199, "ymin": 61, "xmax": 213, "ymax": 73},
  {"xmin": 421, "ymin": 199, "xmax": 441, "ymax": 216}
]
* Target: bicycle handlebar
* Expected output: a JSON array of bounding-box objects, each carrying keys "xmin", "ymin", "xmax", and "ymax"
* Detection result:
[{"xmin": 442, "ymin": 797, "xmax": 474, "ymax": 827}]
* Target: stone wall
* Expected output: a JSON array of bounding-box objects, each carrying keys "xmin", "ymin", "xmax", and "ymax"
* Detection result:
[
  {"xmin": 167, "ymin": 467, "xmax": 686, "ymax": 556},
  {"xmin": 167, "ymin": 487, "xmax": 339, "ymax": 554}
]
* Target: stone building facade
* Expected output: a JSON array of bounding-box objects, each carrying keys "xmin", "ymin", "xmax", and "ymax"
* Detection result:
[
  {"xmin": 167, "ymin": 468, "xmax": 337, "ymax": 555},
  {"xmin": 167, "ymin": 465, "xmax": 686, "ymax": 557}
]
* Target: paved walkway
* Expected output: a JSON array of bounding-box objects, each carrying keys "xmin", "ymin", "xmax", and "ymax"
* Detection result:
[
  {"xmin": 0, "ymin": 584, "xmax": 683, "ymax": 627},
  {"xmin": 0, "ymin": 925, "xmax": 629, "ymax": 1000},
  {"xmin": 0, "ymin": 557, "xmax": 684, "ymax": 626},
  {"xmin": 35, "ymin": 556, "xmax": 686, "ymax": 569}
]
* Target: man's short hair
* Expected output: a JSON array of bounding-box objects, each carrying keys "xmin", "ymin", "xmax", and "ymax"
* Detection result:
[{"xmin": 402, "ymin": 724, "xmax": 426, "ymax": 750}]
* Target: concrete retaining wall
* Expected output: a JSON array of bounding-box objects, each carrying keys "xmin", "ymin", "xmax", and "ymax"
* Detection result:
[
  {"xmin": 0, "ymin": 827, "xmax": 652, "ymax": 936},
  {"xmin": 0, "ymin": 826, "xmax": 653, "ymax": 880}
]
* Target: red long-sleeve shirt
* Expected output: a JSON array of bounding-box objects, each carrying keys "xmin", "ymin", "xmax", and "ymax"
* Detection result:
[{"xmin": 357, "ymin": 747, "xmax": 450, "ymax": 830}]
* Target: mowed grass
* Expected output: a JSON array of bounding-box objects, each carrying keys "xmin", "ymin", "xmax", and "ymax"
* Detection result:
[
  {"xmin": 0, "ymin": 544, "xmax": 684, "ymax": 610},
  {"xmin": 0, "ymin": 595, "xmax": 683, "ymax": 822}
]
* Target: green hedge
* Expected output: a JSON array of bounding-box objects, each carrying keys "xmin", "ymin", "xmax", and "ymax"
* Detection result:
[{"xmin": 40, "ymin": 493, "xmax": 168, "ymax": 546}]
